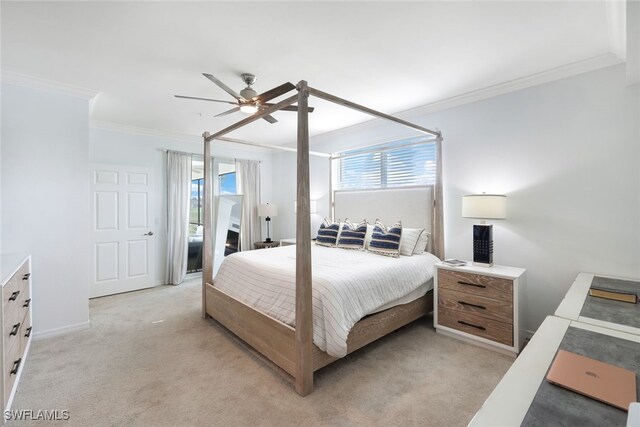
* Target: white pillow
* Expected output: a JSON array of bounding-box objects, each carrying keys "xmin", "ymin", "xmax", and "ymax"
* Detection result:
[
  {"xmin": 364, "ymin": 223, "xmax": 374, "ymax": 249},
  {"xmin": 399, "ymin": 227, "xmax": 425, "ymax": 256},
  {"xmin": 413, "ymin": 231, "xmax": 431, "ymax": 254}
]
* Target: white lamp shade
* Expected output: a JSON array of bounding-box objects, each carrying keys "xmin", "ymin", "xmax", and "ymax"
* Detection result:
[
  {"xmin": 462, "ymin": 194, "xmax": 506, "ymax": 219},
  {"xmin": 258, "ymin": 203, "xmax": 278, "ymax": 217}
]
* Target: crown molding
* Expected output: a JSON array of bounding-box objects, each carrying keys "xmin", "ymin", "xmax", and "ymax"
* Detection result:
[
  {"xmin": 90, "ymin": 120, "xmax": 272, "ymax": 153},
  {"xmin": 91, "ymin": 120, "xmax": 201, "ymax": 143},
  {"xmin": 308, "ymin": 53, "xmax": 623, "ymax": 146},
  {"xmin": 1, "ymin": 70, "xmax": 100, "ymax": 99},
  {"xmin": 96, "ymin": 53, "xmax": 623, "ymax": 150},
  {"xmin": 400, "ymin": 53, "xmax": 623, "ymax": 118}
]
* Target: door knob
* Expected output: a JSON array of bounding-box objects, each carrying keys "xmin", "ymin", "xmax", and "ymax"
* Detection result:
[{"xmin": 144, "ymin": 231, "xmax": 154, "ymax": 236}]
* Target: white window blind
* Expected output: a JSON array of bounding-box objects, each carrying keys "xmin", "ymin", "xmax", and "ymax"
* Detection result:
[{"xmin": 335, "ymin": 137, "xmax": 436, "ymax": 190}]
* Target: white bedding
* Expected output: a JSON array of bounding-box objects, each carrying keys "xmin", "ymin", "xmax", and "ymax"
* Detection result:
[{"xmin": 213, "ymin": 244, "xmax": 439, "ymax": 357}]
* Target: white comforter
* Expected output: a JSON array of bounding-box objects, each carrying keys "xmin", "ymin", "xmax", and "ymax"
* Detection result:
[{"xmin": 213, "ymin": 244, "xmax": 439, "ymax": 357}]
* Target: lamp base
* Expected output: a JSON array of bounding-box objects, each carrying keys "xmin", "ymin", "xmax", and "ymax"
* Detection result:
[
  {"xmin": 473, "ymin": 224, "xmax": 494, "ymax": 267},
  {"xmin": 265, "ymin": 238, "xmax": 272, "ymax": 243},
  {"xmin": 473, "ymin": 261, "xmax": 494, "ymax": 268}
]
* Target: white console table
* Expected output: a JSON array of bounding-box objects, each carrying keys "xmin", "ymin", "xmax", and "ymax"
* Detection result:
[
  {"xmin": 555, "ymin": 272, "xmax": 640, "ymax": 336},
  {"xmin": 469, "ymin": 316, "xmax": 640, "ymax": 426}
]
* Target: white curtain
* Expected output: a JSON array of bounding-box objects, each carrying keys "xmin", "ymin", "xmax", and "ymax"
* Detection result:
[
  {"xmin": 166, "ymin": 150, "xmax": 192, "ymax": 285},
  {"xmin": 236, "ymin": 159, "xmax": 261, "ymax": 251}
]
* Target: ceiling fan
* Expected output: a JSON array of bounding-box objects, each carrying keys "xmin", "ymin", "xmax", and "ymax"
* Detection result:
[{"xmin": 175, "ymin": 73, "xmax": 314, "ymax": 124}]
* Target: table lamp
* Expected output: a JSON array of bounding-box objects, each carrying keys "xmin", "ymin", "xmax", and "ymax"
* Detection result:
[
  {"xmin": 462, "ymin": 194, "xmax": 506, "ymax": 267},
  {"xmin": 258, "ymin": 203, "xmax": 278, "ymax": 243}
]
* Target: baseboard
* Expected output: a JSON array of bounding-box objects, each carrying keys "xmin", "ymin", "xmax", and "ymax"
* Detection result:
[{"xmin": 33, "ymin": 320, "xmax": 90, "ymax": 341}]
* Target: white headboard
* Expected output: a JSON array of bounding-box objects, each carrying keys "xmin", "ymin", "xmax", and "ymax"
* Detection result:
[{"xmin": 334, "ymin": 186, "xmax": 433, "ymax": 233}]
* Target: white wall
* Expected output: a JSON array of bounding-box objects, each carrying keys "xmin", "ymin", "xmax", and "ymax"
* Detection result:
[
  {"xmin": 89, "ymin": 127, "xmax": 274, "ymax": 284},
  {"xmin": 272, "ymin": 64, "xmax": 640, "ymax": 334},
  {"xmin": 1, "ymin": 83, "xmax": 91, "ymax": 337},
  {"xmin": 271, "ymin": 151, "xmax": 327, "ymax": 241}
]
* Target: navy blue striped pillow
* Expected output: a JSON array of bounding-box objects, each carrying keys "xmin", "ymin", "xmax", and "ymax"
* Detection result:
[
  {"xmin": 316, "ymin": 218, "xmax": 341, "ymax": 247},
  {"xmin": 369, "ymin": 221, "xmax": 402, "ymax": 257},
  {"xmin": 337, "ymin": 220, "xmax": 367, "ymax": 250}
]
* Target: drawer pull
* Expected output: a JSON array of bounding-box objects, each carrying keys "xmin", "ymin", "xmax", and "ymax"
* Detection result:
[
  {"xmin": 23, "ymin": 298, "xmax": 31, "ymax": 308},
  {"xmin": 10, "ymin": 358, "xmax": 21, "ymax": 375},
  {"xmin": 24, "ymin": 327, "xmax": 32, "ymax": 338},
  {"xmin": 9, "ymin": 290, "xmax": 20, "ymax": 301},
  {"xmin": 458, "ymin": 301, "xmax": 487, "ymax": 310},
  {"xmin": 10, "ymin": 322, "xmax": 21, "ymax": 336},
  {"xmin": 458, "ymin": 281, "xmax": 486, "ymax": 289},
  {"xmin": 22, "ymin": 273, "xmax": 31, "ymax": 280},
  {"xmin": 458, "ymin": 320, "xmax": 486, "ymax": 331}
]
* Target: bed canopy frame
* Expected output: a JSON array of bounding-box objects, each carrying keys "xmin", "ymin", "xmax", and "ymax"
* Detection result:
[{"xmin": 201, "ymin": 81, "xmax": 444, "ymax": 396}]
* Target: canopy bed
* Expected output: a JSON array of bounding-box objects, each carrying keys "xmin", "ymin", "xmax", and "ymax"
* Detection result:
[{"xmin": 200, "ymin": 81, "xmax": 444, "ymax": 396}]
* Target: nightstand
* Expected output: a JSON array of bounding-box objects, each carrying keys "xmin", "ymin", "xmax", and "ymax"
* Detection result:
[
  {"xmin": 254, "ymin": 241, "xmax": 280, "ymax": 250},
  {"xmin": 434, "ymin": 261, "xmax": 526, "ymax": 356}
]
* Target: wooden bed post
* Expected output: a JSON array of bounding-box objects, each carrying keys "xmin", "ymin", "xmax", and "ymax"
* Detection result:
[
  {"xmin": 295, "ymin": 81, "xmax": 313, "ymax": 396},
  {"xmin": 202, "ymin": 132, "xmax": 213, "ymax": 319}
]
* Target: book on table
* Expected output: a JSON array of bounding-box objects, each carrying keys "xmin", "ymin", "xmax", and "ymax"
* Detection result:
[
  {"xmin": 442, "ymin": 259, "xmax": 467, "ymax": 267},
  {"xmin": 589, "ymin": 286, "xmax": 638, "ymax": 304}
]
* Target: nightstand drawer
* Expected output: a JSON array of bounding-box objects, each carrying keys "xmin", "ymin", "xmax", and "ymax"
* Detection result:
[
  {"xmin": 438, "ymin": 288, "xmax": 513, "ymax": 324},
  {"xmin": 439, "ymin": 307, "xmax": 513, "ymax": 346},
  {"xmin": 438, "ymin": 269, "xmax": 512, "ymax": 302}
]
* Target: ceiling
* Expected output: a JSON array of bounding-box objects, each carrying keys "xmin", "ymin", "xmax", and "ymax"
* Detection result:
[{"xmin": 1, "ymin": 1, "xmax": 620, "ymax": 145}]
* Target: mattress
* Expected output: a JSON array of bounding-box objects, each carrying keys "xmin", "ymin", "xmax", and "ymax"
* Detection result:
[{"xmin": 213, "ymin": 244, "xmax": 439, "ymax": 357}]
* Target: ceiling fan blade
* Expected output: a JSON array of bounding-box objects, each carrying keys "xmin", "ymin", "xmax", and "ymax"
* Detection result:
[
  {"xmin": 202, "ymin": 73, "xmax": 246, "ymax": 101},
  {"xmin": 214, "ymin": 107, "xmax": 241, "ymax": 118},
  {"xmin": 263, "ymin": 104, "xmax": 315, "ymax": 113},
  {"xmin": 174, "ymin": 95, "xmax": 238, "ymax": 105},
  {"xmin": 254, "ymin": 82, "xmax": 296, "ymax": 103},
  {"xmin": 262, "ymin": 115, "xmax": 278, "ymax": 124}
]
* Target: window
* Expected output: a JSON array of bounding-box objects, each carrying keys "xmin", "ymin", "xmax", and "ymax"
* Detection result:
[
  {"xmin": 334, "ymin": 137, "xmax": 436, "ymax": 190},
  {"xmin": 218, "ymin": 171, "xmax": 236, "ymax": 195},
  {"xmin": 190, "ymin": 177, "xmax": 204, "ymax": 235},
  {"xmin": 187, "ymin": 158, "xmax": 238, "ymax": 273}
]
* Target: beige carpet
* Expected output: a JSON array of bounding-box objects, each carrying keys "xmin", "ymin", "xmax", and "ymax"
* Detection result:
[{"xmin": 9, "ymin": 277, "xmax": 512, "ymax": 427}]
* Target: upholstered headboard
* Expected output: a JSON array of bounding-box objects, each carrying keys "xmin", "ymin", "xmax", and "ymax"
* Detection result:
[{"xmin": 333, "ymin": 186, "xmax": 433, "ymax": 249}]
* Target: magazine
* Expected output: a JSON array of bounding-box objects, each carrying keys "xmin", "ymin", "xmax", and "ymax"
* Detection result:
[{"xmin": 442, "ymin": 259, "xmax": 467, "ymax": 267}]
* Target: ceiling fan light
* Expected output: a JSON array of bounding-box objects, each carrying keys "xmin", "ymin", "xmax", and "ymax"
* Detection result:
[{"xmin": 240, "ymin": 104, "xmax": 259, "ymax": 114}]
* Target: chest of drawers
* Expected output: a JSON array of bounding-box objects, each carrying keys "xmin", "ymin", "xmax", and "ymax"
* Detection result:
[
  {"xmin": 435, "ymin": 262, "xmax": 526, "ymax": 356},
  {"xmin": 0, "ymin": 254, "xmax": 32, "ymax": 414}
]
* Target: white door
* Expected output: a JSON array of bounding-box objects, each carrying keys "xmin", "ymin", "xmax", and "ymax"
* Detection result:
[{"xmin": 90, "ymin": 164, "xmax": 156, "ymax": 298}]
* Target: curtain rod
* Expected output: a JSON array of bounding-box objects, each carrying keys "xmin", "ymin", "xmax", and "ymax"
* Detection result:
[
  {"xmin": 216, "ymin": 136, "xmax": 332, "ymax": 158},
  {"xmin": 157, "ymin": 148, "xmax": 262, "ymax": 163}
]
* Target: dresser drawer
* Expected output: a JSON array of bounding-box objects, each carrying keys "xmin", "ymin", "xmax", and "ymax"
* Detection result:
[
  {"xmin": 4, "ymin": 285, "xmax": 30, "ymax": 347},
  {"xmin": 438, "ymin": 307, "xmax": 513, "ymax": 346},
  {"xmin": 438, "ymin": 288, "xmax": 513, "ymax": 324},
  {"xmin": 3, "ymin": 269, "xmax": 30, "ymax": 316},
  {"xmin": 438, "ymin": 269, "xmax": 513, "ymax": 302},
  {"xmin": 4, "ymin": 337, "xmax": 22, "ymax": 406},
  {"xmin": 20, "ymin": 309, "xmax": 32, "ymax": 352},
  {"xmin": 3, "ymin": 314, "xmax": 23, "ymax": 353}
]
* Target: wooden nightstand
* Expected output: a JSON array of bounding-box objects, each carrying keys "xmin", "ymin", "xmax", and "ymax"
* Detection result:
[
  {"xmin": 434, "ymin": 262, "xmax": 526, "ymax": 356},
  {"xmin": 254, "ymin": 241, "xmax": 280, "ymax": 250}
]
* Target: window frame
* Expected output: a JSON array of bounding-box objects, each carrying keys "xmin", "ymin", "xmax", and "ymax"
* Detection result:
[{"xmin": 333, "ymin": 136, "xmax": 437, "ymax": 191}]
